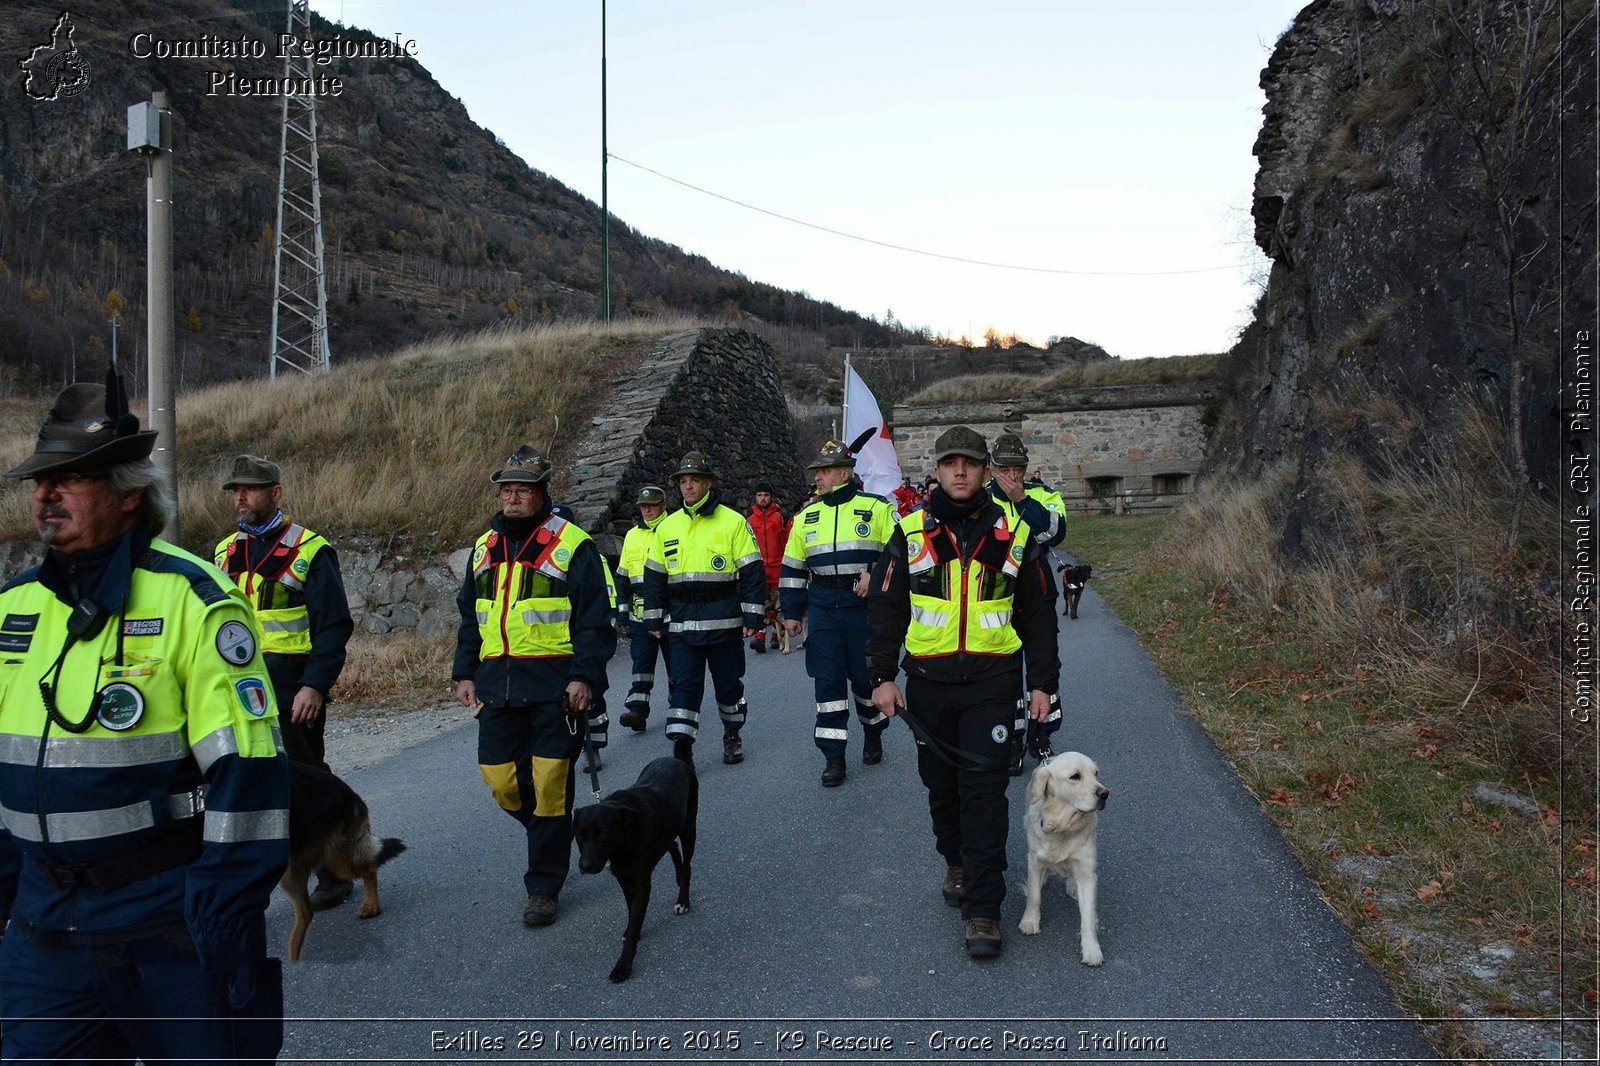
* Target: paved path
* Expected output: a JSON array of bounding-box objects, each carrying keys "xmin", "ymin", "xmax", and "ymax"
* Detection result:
[{"xmin": 275, "ymin": 586, "xmax": 1439, "ymax": 1064}]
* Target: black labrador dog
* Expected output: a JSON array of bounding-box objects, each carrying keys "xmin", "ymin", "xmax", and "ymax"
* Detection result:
[
  {"xmin": 572, "ymin": 738, "xmax": 698, "ymax": 982},
  {"xmin": 1061, "ymin": 563, "xmax": 1093, "ymax": 619}
]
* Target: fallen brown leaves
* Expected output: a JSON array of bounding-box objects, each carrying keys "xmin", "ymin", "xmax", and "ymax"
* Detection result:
[
  {"xmin": 1319, "ymin": 772, "xmax": 1358, "ymax": 805},
  {"xmin": 1266, "ymin": 787, "xmax": 1299, "ymax": 808}
]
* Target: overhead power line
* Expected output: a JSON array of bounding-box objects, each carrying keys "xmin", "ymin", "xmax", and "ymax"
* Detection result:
[{"xmin": 609, "ymin": 153, "xmax": 1255, "ymax": 278}]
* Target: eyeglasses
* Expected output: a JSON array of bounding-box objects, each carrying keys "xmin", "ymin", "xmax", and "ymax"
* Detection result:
[
  {"xmin": 32, "ymin": 472, "xmax": 108, "ymax": 494},
  {"xmin": 497, "ymin": 484, "xmax": 537, "ymax": 499}
]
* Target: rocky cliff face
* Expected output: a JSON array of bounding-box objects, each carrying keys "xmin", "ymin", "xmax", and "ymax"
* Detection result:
[{"xmin": 1211, "ymin": 0, "xmax": 1594, "ymax": 557}]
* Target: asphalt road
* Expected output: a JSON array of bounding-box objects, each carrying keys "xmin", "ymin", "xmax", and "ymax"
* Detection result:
[{"xmin": 272, "ymin": 585, "xmax": 1440, "ymax": 1065}]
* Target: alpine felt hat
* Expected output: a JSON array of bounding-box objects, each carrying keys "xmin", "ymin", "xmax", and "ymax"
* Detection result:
[
  {"xmin": 989, "ymin": 432, "xmax": 1029, "ymax": 468},
  {"xmin": 492, "ymin": 444, "xmax": 553, "ymax": 485},
  {"xmin": 3, "ymin": 383, "xmax": 157, "ymax": 480},
  {"xmin": 673, "ymin": 451, "xmax": 715, "ymax": 479},
  {"xmin": 222, "ymin": 454, "xmax": 282, "ymax": 489},
  {"xmin": 636, "ymin": 485, "xmax": 667, "ymax": 506},
  {"xmin": 806, "ymin": 439, "xmax": 857, "ymax": 470}
]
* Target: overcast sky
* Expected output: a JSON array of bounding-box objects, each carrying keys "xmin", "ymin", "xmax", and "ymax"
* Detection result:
[{"xmin": 309, "ymin": 0, "xmax": 1308, "ymax": 358}]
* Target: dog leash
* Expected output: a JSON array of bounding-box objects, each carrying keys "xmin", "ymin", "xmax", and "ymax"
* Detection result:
[
  {"xmin": 562, "ymin": 692, "xmax": 603, "ymax": 799},
  {"xmin": 893, "ymin": 702, "xmax": 1011, "ymax": 773}
]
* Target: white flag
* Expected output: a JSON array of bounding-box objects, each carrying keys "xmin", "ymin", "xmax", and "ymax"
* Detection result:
[{"xmin": 844, "ymin": 364, "xmax": 903, "ymax": 500}]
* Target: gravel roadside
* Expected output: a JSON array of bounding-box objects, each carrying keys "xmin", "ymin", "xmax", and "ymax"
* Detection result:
[{"xmin": 321, "ymin": 700, "xmax": 471, "ymax": 776}]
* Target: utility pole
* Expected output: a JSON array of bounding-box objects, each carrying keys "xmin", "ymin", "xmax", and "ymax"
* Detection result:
[
  {"xmin": 270, "ymin": 0, "xmax": 332, "ymax": 377},
  {"xmin": 127, "ymin": 91, "xmax": 178, "ymax": 541},
  {"xmin": 599, "ymin": 0, "xmax": 611, "ymax": 323}
]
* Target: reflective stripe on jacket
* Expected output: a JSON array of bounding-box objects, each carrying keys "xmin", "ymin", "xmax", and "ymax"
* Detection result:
[
  {"xmin": 0, "ymin": 527, "xmax": 288, "ymax": 947},
  {"xmin": 470, "ymin": 514, "xmax": 594, "ymax": 659},
  {"xmin": 1024, "ymin": 482, "xmax": 1067, "ymax": 548},
  {"xmin": 214, "ymin": 523, "xmax": 331, "ymax": 655},
  {"xmin": 899, "ymin": 507, "xmax": 1031, "ymax": 658},
  {"xmin": 779, "ymin": 485, "xmax": 895, "ymax": 618}
]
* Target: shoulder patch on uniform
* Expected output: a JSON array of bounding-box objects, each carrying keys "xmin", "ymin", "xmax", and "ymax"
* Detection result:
[
  {"xmin": 291, "ymin": 557, "xmax": 310, "ymax": 578},
  {"xmin": 139, "ymin": 547, "xmax": 229, "ymax": 606},
  {"xmin": 215, "ymin": 619, "xmax": 257, "ymax": 665},
  {"xmin": 234, "ymin": 677, "xmax": 270, "ymax": 717}
]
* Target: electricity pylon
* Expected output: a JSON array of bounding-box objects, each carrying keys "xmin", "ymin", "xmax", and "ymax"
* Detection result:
[{"xmin": 268, "ymin": 0, "xmax": 331, "ymax": 378}]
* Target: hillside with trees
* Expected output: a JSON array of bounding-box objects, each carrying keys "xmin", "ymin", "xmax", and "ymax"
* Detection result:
[{"xmin": 0, "ymin": 0, "xmax": 929, "ymax": 394}]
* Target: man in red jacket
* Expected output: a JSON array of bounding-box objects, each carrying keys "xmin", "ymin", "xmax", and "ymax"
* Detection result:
[
  {"xmin": 893, "ymin": 475, "xmax": 921, "ymax": 517},
  {"xmin": 747, "ymin": 483, "xmax": 791, "ymax": 653}
]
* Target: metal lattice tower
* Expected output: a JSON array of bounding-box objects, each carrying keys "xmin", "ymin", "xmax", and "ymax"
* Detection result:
[{"xmin": 269, "ymin": 0, "xmax": 331, "ymax": 378}]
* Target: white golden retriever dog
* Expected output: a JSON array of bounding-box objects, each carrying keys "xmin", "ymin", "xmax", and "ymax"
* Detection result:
[{"xmin": 1018, "ymin": 751, "xmax": 1110, "ymax": 965}]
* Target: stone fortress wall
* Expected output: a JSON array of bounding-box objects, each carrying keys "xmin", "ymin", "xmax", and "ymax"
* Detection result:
[{"xmin": 894, "ymin": 382, "xmax": 1214, "ymax": 513}]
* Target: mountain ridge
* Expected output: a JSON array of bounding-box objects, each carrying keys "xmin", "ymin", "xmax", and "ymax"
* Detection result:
[{"xmin": 0, "ymin": 0, "xmax": 922, "ymax": 391}]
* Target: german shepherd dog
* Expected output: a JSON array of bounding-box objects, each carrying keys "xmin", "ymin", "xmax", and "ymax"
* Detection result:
[
  {"xmin": 572, "ymin": 738, "xmax": 698, "ymax": 982},
  {"xmin": 281, "ymin": 761, "xmax": 407, "ymax": 961},
  {"xmin": 1061, "ymin": 563, "xmax": 1093, "ymax": 619}
]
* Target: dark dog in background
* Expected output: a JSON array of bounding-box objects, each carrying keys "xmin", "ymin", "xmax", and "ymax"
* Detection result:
[
  {"xmin": 281, "ymin": 761, "xmax": 406, "ymax": 961},
  {"xmin": 572, "ymin": 738, "xmax": 698, "ymax": 982},
  {"xmin": 1060, "ymin": 563, "xmax": 1093, "ymax": 619}
]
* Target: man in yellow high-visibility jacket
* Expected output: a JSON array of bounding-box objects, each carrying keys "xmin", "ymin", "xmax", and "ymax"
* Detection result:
[
  {"xmin": 780, "ymin": 440, "xmax": 896, "ymax": 786},
  {"xmin": 868, "ymin": 425, "xmax": 1059, "ymax": 960},
  {"xmin": 0, "ymin": 382, "xmax": 288, "ymax": 1061},
  {"xmin": 642, "ymin": 451, "xmax": 765, "ymax": 765},
  {"xmin": 615, "ymin": 485, "xmax": 670, "ymax": 731},
  {"xmin": 215, "ymin": 453, "xmax": 355, "ymax": 908},
  {"xmin": 452, "ymin": 445, "xmax": 616, "ymax": 929},
  {"xmin": 987, "ymin": 432, "xmax": 1068, "ymax": 774}
]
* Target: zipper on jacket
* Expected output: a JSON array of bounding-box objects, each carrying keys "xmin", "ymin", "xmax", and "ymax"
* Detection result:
[{"xmin": 499, "ymin": 546, "xmax": 514, "ymax": 705}]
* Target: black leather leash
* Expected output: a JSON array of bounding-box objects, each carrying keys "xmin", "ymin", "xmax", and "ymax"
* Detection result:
[
  {"xmin": 892, "ymin": 700, "xmax": 1011, "ymax": 773},
  {"xmin": 562, "ymin": 692, "xmax": 603, "ymax": 799}
]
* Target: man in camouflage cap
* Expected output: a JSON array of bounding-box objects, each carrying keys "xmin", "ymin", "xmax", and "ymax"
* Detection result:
[
  {"xmin": 867, "ymin": 425, "xmax": 1059, "ymax": 959},
  {"xmin": 215, "ymin": 453, "xmax": 355, "ymax": 909}
]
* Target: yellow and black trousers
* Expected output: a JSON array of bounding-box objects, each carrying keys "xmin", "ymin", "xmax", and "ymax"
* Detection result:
[{"xmin": 476, "ymin": 700, "xmax": 585, "ymax": 896}]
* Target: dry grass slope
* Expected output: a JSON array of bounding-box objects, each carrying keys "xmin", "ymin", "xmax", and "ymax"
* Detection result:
[
  {"xmin": 1100, "ymin": 396, "xmax": 1588, "ymax": 1057},
  {"xmin": 904, "ymin": 352, "xmax": 1218, "ymax": 404},
  {"xmin": 0, "ymin": 318, "xmax": 702, "ymax": 552}
]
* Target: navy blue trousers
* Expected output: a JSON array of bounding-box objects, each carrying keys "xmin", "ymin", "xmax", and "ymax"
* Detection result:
[
  {"xmin": 624, "ymin": 627, "xmax": 665, "ymax": 716},
  {"xmin": 663, "ymin": 637, "xmax": 746, "ymax": 743},
  {"xmin": 806, "ymin": 603, "xmax": 887, "ymax": 758},
  {"xmin": 0, "ymin": 914, "xmax": 281, "ymax": 1065}
]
